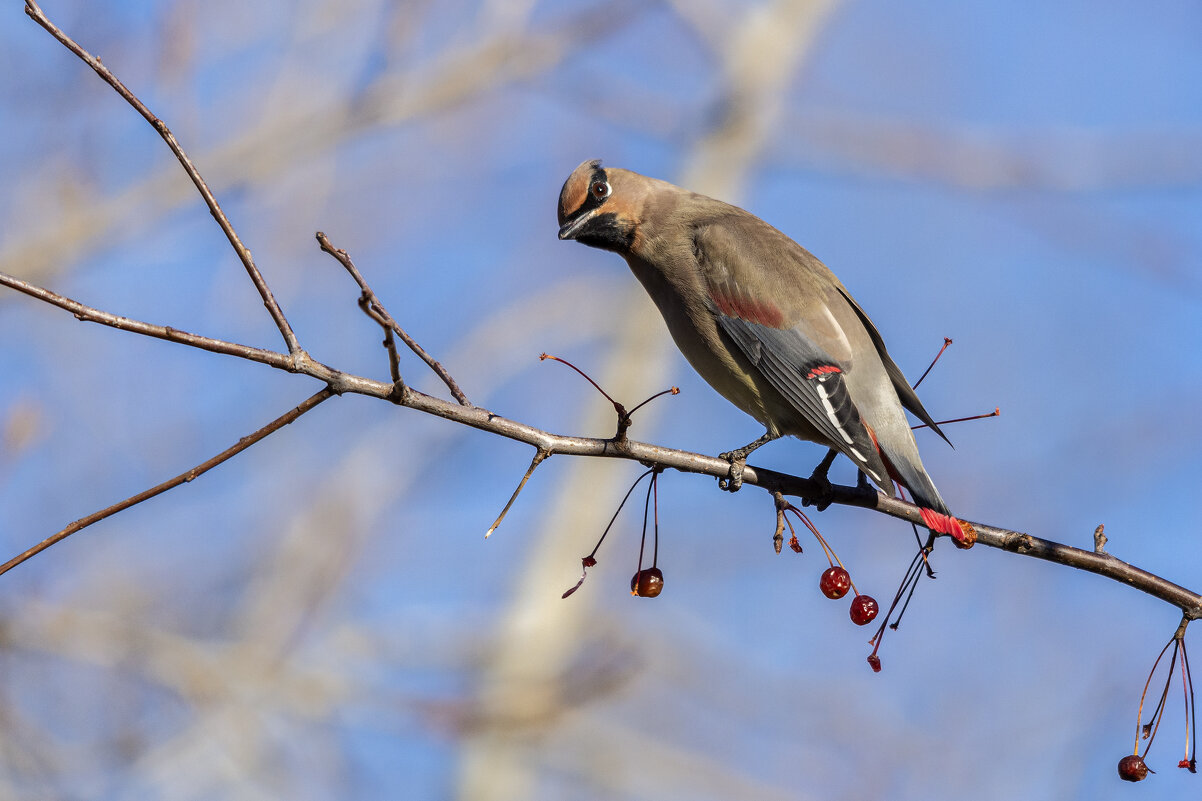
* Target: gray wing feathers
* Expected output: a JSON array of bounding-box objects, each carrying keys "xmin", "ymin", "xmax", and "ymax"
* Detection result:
[
  {"xmin": 835, "ymin": 286, "xmax": 951, "ymax": 447},
  {"xmin": 716, "ymin": 315, "xmax": 891, "ymax": 488}
]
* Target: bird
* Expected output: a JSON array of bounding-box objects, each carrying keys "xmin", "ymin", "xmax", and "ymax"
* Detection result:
[{"xmin": 556, "ymin": 159, "xmax": 966, "ymax": 542}]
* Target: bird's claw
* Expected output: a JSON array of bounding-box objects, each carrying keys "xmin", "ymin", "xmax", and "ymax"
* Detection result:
[
  {"xmin": 716, "ymin": 432, "xmax": 778, "ymax": 492},
  {"xmin": 718, "ymin": 451, "xmax": 746, "ymax": 492},
  {"xmin": 802, "ymin": 467, "xmax": 834, "ymax": 511}
]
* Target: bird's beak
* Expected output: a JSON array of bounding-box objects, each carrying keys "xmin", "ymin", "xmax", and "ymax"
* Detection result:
[{"xmin": 558, "ymin": 209, "xmax": 595, "ymax": 241}]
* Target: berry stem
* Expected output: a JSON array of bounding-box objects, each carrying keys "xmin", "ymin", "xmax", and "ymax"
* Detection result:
[
  {"xmin": 627, "ymin": 387, "xmax": 680, "ymax": 418},
  {"xmin": 868, "ymin": 545, "xmax": 929, "ymax": 653},
  {"xmin": 1146, "ymin": 643, "xmax": 1178, "ymax": 755},
  {"xmin": 785, "ymin": 503, "xmax": 842, "ymax": 570},
  {"xmin": 1135, "ymin": 637, "xmax": 1177, "ymax": 756},
  {"xmin": 651, "ymin": 471, "xmax": 660, "ymax": 567},
  {"xmin": 1182, "ymin": 637, "xmax": 1193, "ymax": 767},
  {"xmin": 912, "ymin": 407, "xmax": 1000, "ymax": 431},
  {"xmin": 912, "ymin": 337, "xmax": 952, "ymax": 390},
  {"xmin": 636, "ymin": 472, "xmax": 656, "ymax": 574},
  {"xmin": 587, "ymin": 467, "xmax": 656, "ymax": 561},
  {"xmin": 540, "ymin": 352, "xmax": 621, "ymax": 410},
  {"xmin": 1182, "ymin": 636, "xmax": 1197, "ymax": 771}
]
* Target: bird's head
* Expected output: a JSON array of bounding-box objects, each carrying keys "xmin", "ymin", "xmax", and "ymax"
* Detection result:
[{"xmin": 557, "ymin": 159, "xmax": 641, "ymax": 253}]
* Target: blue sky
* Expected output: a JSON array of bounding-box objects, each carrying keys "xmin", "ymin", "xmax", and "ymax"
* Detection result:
[{"xmin": 1, "ymin": 1, "xmax": 1201, "ymax": 799}]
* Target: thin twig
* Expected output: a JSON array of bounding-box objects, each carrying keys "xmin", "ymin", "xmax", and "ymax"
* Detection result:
[
  {"xmin": 349, "ymin": 285, "xmax": 404, "ymax": 386},
  {"xmin": 0, "ymin": 271, "xmax": 375, "ymax": 396},
  {"xmin": 0, "ymin": 389, "xmax": 334, "ymax": 578},
  {"xmin": 0, "ymin": 271, "xmax": 288, "ymax": 368},
  {"xmin": 485, "ymin": 449, "xmax": 551, "ymax": 538},
  {"xmin": 772, "ymin": 491, "xmax": 786, "ymax": 553},
  {"xmin": 347, "ymin": 292, "xmax": 404, "ymax": 387},
  {"xmin": 381, "ymin": 320, "xmax": 403, "ymax": 386},
  {"xmin": 23, "ymin": 0, "xmax": 303, "ymax": 357},
  {"xmin": 317, "ymin": 232, "xmax": 469, "ymax": 405}
]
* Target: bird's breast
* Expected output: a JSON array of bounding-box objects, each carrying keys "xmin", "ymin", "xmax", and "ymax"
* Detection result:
[{"xmin": 623, "ymin": 253, "xmax": 819, "ymax": 441}]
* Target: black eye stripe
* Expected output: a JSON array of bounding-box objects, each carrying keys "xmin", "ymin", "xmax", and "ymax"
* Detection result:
[
  {"xmin": 571, "ymin": 168, "xmax": 610, "ymax": 216},
  {"xmin": 588, "ymin": 168, "xmax": 608, "ymax": 194}
]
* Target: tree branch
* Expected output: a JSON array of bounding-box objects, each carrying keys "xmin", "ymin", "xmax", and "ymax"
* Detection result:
[
  {"xmin": 4, "ymin": 263, "xmax": 1201, "ymax": 618},
  {"xmin": 0, "ymin": 388, "xmax": 334, "ymax": 578},
  {"xmin": 23, "ymin": 0, "xmax": 303, "ymax": 357},
  {"xmin": 0, "ymin": 270, "xmax": 391, "ymax": 398},
  {"xmin": 316, "ymin": 231, "xmax": 470, "ymax": 406},
  {"xmin": 6, "ymin": 0, "xmax": 1199, "ymax": 636}
]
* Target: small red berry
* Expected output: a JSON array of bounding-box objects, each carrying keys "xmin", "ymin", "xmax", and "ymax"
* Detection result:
[
  {"xmin": 1117, "ymin": 754, "xmax": 1149, "ymax": 782},
  {"xmin": 630, "ymin": 567, "xmax": 664, "ymax": 598},
  {"xmin": 867, "ymin": 654, "xmax": 882, "ymax": 673},
  {"xmin": 849, "ymin": 595, "xmax": 879, "ymax": 626},
  {"xmin": 819, "ymin": 566, "xmax": 851, "ymax": 599}
]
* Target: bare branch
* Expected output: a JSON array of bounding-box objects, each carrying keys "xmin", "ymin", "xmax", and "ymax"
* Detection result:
[
  {"xmin": 0, "ymin": 271, "xmax": 291, "ymax": 369},
  {"xmin": 399, "ymin": 389, "xmax": 1202, "ymax": 619},
  {"xmin": 8, "ymin": 0, "xmax": 1199, "ymax": 678},
  {"xmin": 4, "ymin": 265, "xmax": 1199, "ymax": 620},
  {"xmin": 378, "ymin": 313, "xmax": 404, "ymax": 387},
  {"xmin": 23, "ymin": 0, "xmax": 303, "ymax": 356},
  {"xmin": 0, "ymin": 271, "xmax": 380, "ymax": 397},
  {"xmin": 0, "ymin": 388, "xmax": 334, "ymax": 578},
  {"xmin": 317, "ymin": 231, "xmax": 470, "ymax": 406}
]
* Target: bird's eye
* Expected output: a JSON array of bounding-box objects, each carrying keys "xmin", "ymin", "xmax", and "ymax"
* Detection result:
[{"xmin": 590, "ymin": 180, "xmax": 610, "ymax": 200}]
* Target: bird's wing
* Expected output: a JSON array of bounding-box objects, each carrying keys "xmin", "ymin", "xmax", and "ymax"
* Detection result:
[
  {"xmin": 691, "ymin": 217, "xmax": 891, "ymax": 487},
  {"xmin": 834, "ymin": 286, "xmax": 951, "ymax": 446}
]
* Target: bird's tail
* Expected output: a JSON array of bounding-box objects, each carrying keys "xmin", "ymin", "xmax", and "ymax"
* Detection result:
[
  {"xmin": 880, "ymin": 448, "xmax": 971, "ymax": 546},
  {"xmin": 918, "ymin": 506, "xmax": 968, "ymax": 542}
]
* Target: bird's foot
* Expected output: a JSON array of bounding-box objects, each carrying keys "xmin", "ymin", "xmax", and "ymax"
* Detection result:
[
  {"xmin": 801, "ymin": 468, "xmax": 833, "ymax": 511},
  {"xmin": 716, "ymin": 431, "xmax": 778, "ymax": 493},
  {"xmin": 717, "ymin": 452, "xmax": 747, "ymax": 492},
  {"xmin": 801, "ymin": 448, "xmax": 838, "ymax": 511}
]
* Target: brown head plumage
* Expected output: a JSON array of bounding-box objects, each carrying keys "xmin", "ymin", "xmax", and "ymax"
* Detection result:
[{"xmin": 557, "ymin": 159, "xmax": 650, "ymax": 253}]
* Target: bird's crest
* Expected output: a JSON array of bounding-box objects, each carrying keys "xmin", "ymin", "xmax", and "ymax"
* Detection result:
[{"xmin": 558, "ymin": 159, "xmax": 606, "ymax": 226}]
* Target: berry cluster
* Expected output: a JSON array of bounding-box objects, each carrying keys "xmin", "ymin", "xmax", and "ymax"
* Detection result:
[
  {"xmin": 562, "ymin": 467, "xmax": 667, "ymax": 600},
  {"xmin": 1116, "ymin": 624, "xmax": 1196, "ymax": 782},
  {"xmin": 777, "ymin": 498, "xmax": 880, "ymax": 641}
]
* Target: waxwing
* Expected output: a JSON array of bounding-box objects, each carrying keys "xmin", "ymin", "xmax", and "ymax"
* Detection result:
[{"xmin": 557, "ymin": 159, "xmax": 965, "ymax": 541}]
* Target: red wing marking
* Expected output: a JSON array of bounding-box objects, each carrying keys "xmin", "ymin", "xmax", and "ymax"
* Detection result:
[
  {"xmin": 709, "ymin": 286, "xmax": 785, "ymax": 329},
  {"xmin": 805, "ymin": 364, "xmax": 842, "ymax": 379}
]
